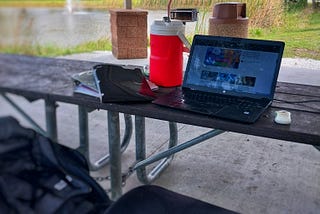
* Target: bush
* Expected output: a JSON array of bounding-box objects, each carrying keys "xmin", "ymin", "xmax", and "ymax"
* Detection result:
[
  {"xmin": 285, "ymin": 0, "xmax": 308, "ymax": 11},
  {"xmin": 248, "ymin": 0, "xmax": 285, "ymax": 28}
]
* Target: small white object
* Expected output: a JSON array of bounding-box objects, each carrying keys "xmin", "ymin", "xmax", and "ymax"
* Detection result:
[
  {"xmin": 54, "ymin": 179, "xmax": 67, "ymax": 191},
  {"xmin": 274, "ymin": 110, "xmax": 291, "ymax": 125}
]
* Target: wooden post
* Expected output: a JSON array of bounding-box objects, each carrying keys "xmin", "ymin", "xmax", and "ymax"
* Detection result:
[{"xmin": 124, "ymin": 0, "xmax": 132, "ymax": 9}]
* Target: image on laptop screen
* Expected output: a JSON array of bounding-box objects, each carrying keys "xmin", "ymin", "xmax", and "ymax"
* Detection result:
[{"xmin": 183, "ymin": 36, "xmax": 284, "ymax": 99}]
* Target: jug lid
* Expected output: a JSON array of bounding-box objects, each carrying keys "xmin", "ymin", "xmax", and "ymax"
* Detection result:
[{"xmin": 151, "ymin": 20, "xmax": 185, "ymax": 36}]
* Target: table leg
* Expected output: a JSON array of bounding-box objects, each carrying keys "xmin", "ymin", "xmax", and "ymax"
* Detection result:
[
  {"xmin": 78, "ymin": 105, "xmax": 89, "ymax": 159},
  {"xmin": 135, "ymin": 116, "xmax": 178, "ymax": 184},
  {"xmin": 78, "ymin": 106, "xmax": 133, "ymax": 171},
  {"xmin": 134, "ymin": 118, "xmax": 225, "ymax": 184},
  {"xmin": 45, "ymin": 99, "xmax": 58, "ymax": 142},
  {"xmin": 94, "ymin": 113, "xmax": 132, "ymax": 169},
  {"xmin": 108, "ymin": 111, "xmax": 122, "ymax": 200},
  {"xmin": 135, "ymin": 129, "xmax": 224, "ymax": 169}
]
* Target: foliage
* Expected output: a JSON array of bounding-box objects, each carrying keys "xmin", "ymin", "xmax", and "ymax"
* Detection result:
[
  {"xmin": 250, "ymin": 7, "xmax": 320, "ymax": 59},
  {"xmin": 0, "ymin": 39, "xmax": 112, "ymax": 57},
  {"xmin": 284, "ymin": 0, "xmax": 308, "ymax": 11},
  {"xmin": 247, "ymin": 0, "xmax": 285, "ymax": 28}
]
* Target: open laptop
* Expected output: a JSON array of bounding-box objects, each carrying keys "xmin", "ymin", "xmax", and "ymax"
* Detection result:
[{"xmin": 152, "ymin": 35, "xmax": 285, "ymax": 123}]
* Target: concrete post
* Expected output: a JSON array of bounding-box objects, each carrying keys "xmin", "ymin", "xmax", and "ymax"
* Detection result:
[{"xmin": 110, "ymin": 9, "xmax": 148, "ymax": 59}]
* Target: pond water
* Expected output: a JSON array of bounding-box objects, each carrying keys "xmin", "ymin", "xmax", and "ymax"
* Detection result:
[{"xmin": 0, "ymin": 7, "xmax": 201, "ymax": 48}]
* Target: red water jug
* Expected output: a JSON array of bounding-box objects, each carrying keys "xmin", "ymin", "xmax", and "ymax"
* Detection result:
[{"xmin": 149, "ymin": 20, "xmax": 186, "ymax": 87}]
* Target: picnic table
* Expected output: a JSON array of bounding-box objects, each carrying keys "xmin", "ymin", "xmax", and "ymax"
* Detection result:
[{"xmin": 0, "ymin": 53, "xmax": 319, "ymax": 199}]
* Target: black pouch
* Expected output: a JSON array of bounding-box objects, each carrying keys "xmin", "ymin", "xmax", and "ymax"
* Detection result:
[{"xmin": 93, "ymin": 64, "xmax": 156, "ymax": 103}]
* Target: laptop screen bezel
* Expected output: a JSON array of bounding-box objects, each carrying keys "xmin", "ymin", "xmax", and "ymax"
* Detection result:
[{"xmin": 182, "ymin": 35, "xmax": 285, "ymax": 100}]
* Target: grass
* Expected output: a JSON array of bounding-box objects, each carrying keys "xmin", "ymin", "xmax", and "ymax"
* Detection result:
[
  {"xmin": 249, "ymin": 7, "xmax": 320, "ymax": 59},
  {"xmin": 0, "ymin": 38, "xmax": 112, "ymax": 57}
]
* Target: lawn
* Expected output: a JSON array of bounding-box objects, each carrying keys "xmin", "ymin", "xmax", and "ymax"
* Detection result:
[{"xmin": 250, "ymin": 8, "xmax": 320, "ymax": 59}]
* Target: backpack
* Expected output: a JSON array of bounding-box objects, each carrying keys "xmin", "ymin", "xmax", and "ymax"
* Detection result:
[{"xmin": 0, "ymin": 116, "xmax": 112, "ymax": 214}]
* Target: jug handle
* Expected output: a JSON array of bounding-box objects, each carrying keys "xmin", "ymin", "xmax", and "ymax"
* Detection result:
[{"xmin": 177, "ymin": 30, "xmax": 191, "ymax": 53}]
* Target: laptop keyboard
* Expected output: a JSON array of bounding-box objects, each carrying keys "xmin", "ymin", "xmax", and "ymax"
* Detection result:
[
  {"xmin": 153, "ymin": 89, "xmax": 271, "ymax": 123},
  {"xmin": 184, "ymin": 90, "xmax": 263, "ymax": 109}
]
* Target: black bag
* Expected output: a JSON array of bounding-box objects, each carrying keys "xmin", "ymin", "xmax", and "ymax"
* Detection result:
[{"xmin": 0, "ymin": 116, "xmax": 111, "ymax": 214}]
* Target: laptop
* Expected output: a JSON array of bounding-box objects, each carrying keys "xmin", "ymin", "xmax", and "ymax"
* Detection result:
[{"xmin": 152, "ymin": 35, "xmax": 285, "ymax": 123}]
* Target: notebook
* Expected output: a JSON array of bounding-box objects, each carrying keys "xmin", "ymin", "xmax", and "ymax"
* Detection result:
[{"xmin": 152, "ymin": 35, "xmax": 285, "ymax": 123}]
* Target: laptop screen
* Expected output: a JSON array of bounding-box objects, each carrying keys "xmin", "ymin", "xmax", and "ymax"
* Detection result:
[{"xmin": 183, "ymin": 35, "xmax": 285, "ymax": 99}]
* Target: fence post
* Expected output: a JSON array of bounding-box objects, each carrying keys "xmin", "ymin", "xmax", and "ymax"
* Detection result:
[{"xmin": 124, "ymin": 0, "xmax": 132, "ymax": 9}]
